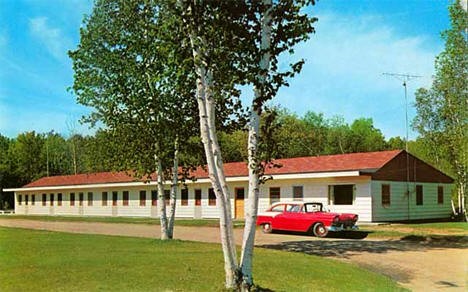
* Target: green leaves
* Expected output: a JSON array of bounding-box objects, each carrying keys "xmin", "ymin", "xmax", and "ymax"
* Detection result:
[
  {"xmin": 413, "ymin": 1, "xmax": 467, "ymax": 207},
  {"xmin": 70, "ymin": 0, "xmax": 199, "ymax": 180}
]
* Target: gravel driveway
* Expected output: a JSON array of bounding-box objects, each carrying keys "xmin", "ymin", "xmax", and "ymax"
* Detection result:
[{"xmin": 1, "ymin": 218, "xmax": 466, "ymax": 291}]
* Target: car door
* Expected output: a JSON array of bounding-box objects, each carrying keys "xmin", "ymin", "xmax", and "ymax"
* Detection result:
[
  {"xmin": 269, "ymin": 204, "xmax": 286, "ymax": 230},
  {"xmin": 280, "ymin": 204, "xmax": 306, "ymax": 231}
]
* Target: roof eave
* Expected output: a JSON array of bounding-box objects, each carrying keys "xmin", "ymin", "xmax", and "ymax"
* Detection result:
[{"xmin": 5, "ymin": 170, "xmax": 366, "ymax": 192}]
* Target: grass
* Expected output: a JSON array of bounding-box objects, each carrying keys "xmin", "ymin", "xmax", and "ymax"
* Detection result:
[
  {"xmin": 361, "ymin": 222, "xmax": 468, "ymax": 239},
  {"xmin": 0, "ymin": 227, "xmax": 405, "ymax": 292},
  {"xmin": 395, "ymin": 222, "xmax": 468, "ymax": 231},
  {"xmin": 2, "ymin": 214, "xmax": 467, "ymax": 239},
  {"xmin": 0, "ymin": 214, "xmax": 245, "ymax": 228}
]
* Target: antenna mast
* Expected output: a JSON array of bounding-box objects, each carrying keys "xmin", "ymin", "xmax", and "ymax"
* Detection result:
[{"xmin": 383, "ymin": 72, "xmax": 422, "ymax": 221}]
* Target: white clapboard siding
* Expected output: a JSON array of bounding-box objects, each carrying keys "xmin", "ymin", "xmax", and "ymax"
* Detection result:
[
  {"xmin": 13, "ymin": 176, "xmax": 451, "ymax": 222},
  {"xmin": 371, "ymin": 181, "xmax": 453, "ymax": 221},
  {"xmin": 255, "ymin": 178, "xmax": 373, "ymax": 222}
]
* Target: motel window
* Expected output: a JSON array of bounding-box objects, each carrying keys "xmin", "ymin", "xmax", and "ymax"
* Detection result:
[
  {"xmin": 330, "ymin": 185, "xmax": 354, "ymax": 205},
  {"xmin": 181, "ymin": 189, "xmax": 188, "ymax": 206},
  {"xmin": 195, "ymin": 189, "xmax": 202, "ymax": 206},
  {"xmin": 293, "ymin": 186, "xmax": 303, "ymax": 201},
  {"xmin": 25, "ymin": 195, "xmax": 28, "ymax": 205},
  {"xmin": 42, "ymin": 194, "xmax": 46, "ymax": 206},
  {"xmin": 102, "ymin": 192, "xmax": 108, "ymax": 206},
  {"xmin": 79, "ymin": 192, "xmax": 84, "ymax": 206},
  {"xmin": 164, "ymin": 190, "xmax": 170, "ymax": 206},
  {"xmin": 50, "ymin": 193, "xmax": 54, "ymax": 206},
  {"xmin": 235, "ymin": 188, "xmax": 245, "ymax": 202},
  {"xmin": 88, "ymin": 192, "xmax": 93, "ymax": 206},
  {"xmin": 416, "ymin": 185, "xmax": 423, "ymax": 206},
  {"xmin": 438, "ymin": 186, "xmax": 444, "ymax": 204},
  {"xmin": 123, "ymin": 191, "xmax": 129, "ymax": 206},
  {"xmin": 31, "ymin": 194, "xmax": 35, "ymax": 205},
  {"xmin": 140, "ymin": 190, "xmax": 146, "ymax": 206},
  {"xmin": 18, "ymin": 195, "xmax": 22, "ymax": 205},
  {"xmin": 151, "ymin": 190, "xmax": 157, "ymax": 206},
  {"xmin": 269, "ymin": 187, "xmax": 280, "ymax": 205},
  {"xmin": 208, "ymin": 188, "xmax": 216, "ymax": 206},
  {"xmin": 58, "ymin": 193, "xmax": 62, "ymax": 206},
  {"xmin": 70, "ymin": 193, "xmax": 75, "ymax": 206},
  {"xmin": 112, "ymin": 191, "xmax": 118, "ymax": 206},
  {"xmin": 381, "ymin": 184, "xmax": 390, "ymax": 206}
]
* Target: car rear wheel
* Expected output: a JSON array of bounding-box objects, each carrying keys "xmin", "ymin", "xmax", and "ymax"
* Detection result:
[
  {"xmin": 313, "ymin": 222, "xmax": 328, "ymax": 238},
  {"xmin": 262, "ymin": 223, "xmax": 272, "ymax": 234}
]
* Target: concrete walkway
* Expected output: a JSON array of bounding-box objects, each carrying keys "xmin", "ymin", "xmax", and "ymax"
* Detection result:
[{"xmin": 1, "ymin": 219, "xmax": 466, "ymax": 292}]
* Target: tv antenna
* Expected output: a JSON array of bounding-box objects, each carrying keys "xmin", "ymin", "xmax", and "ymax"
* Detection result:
[
  {"xmin": 382, "ymin": 73, "xmax": 422, "ymax": 151},
  {"xmin": 382, "ymin": 72, "xmax": 422, "ymax": 221}
]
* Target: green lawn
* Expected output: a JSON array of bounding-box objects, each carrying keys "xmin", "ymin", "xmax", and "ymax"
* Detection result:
[
  {"xmin": 0, "ymin": 227, "xmax": 405, "ymax": 292},
  {"xmin": 397, "ymin": 222, "xmax": 468, "ymax": 231},
  {"xmin": 2, "ymin": 215, "xmax": 467, "ymax": 239},
  {"xmin": 0, "ymin": 214, "xmax": 245, "ymax": 228},
  {"xmin": 361, "ymin": 222, "xmax": 468, "ymax": 238}
]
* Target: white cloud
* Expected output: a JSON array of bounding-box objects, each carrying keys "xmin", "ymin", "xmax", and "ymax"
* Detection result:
[
  {"xmin": 276, "ymin": 12, "xmax": 441, "ymax": 139},
  {"xmin": 29, "ymin": 17, "xmax": 71, "ymax": 61}
]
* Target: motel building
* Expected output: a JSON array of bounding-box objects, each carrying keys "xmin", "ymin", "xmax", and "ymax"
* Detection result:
[{"xmin": 5, "ymin": 150, "xmax": 454, "ymax": 222}]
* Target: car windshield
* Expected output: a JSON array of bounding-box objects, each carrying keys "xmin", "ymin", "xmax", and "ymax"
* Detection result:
[
  {"xmin": 286, "ymin": 204, "xmax": 301, "ymax": 213},
  {"xmin": 304, "ymin": 203, "xmax": 323, "ymax": 213}
]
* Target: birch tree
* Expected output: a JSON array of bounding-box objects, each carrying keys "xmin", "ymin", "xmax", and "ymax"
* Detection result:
[
  {"xmin": 239, "ymin": 1, "xmax": 317, "ymax": 289},
  {"xmin": 69, "ymin": 0, "xmax": 199, "ymax": 239},
  {"xmin": 71, "ymin": 0, "xmax": 243, "ymax": 240},
  {"xmin": 413, "ymin": 1, "xmax": 468, "ymax": 221},
  {"xmin": 175, "ymin": 1, "xmax": 248, "ymax": 286},
  {"xmin": 178, "ymin": 1, "xmax": 316, "ymax": 289}
]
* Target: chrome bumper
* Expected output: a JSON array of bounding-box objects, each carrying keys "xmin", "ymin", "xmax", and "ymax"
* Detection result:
[{"xmin": 327, "ymin": 225, "xmax": 359, "ymax": 232}]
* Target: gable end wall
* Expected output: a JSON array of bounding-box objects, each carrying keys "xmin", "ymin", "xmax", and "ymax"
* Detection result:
[{"xmin": 371, "ymin": 151, "xmax": 454, "ymax": 183}]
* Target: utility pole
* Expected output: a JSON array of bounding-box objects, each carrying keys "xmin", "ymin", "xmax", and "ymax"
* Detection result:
[
  {"xmin": 46, "ymin": 130, "xmax": 55, "ymax": 177},
  {"xmin": 46, "ymin": 138, "xmax": 49, "ymax": 177},
  {"xmin": 382, "ymin": 73, "xmax": 422, "ymax": 221}
]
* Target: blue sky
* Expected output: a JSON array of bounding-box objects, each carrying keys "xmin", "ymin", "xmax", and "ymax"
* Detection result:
[{"xmin": 0, "ymin": 0, "xmax": 451, "ymax": 139}]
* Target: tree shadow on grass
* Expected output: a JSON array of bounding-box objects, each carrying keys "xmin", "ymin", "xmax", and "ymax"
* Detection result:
[
  {"xmin": 257, "ymin": 235, "xmax": 468, "ymax": 259},
  {"xmin": 251, "ymin": 286, "xmax": 275, "ymax": 292},
  {"xmin": 271, "ymin": 229, "xmax": 371, "ymax": 239}
]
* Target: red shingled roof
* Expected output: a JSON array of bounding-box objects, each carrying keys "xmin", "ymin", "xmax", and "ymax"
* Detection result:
[{"xmin": 22, "ymin": 150, "xmax": 402, "ymax": 188}]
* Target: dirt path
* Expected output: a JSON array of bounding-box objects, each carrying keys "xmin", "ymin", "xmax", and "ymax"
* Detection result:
[{"xmin": 1, "ymin": 219, "xmax": 466, "ymax": 291}]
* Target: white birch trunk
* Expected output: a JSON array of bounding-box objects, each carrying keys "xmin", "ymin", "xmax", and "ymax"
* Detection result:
[
  {"xmin": 240, "ymin": 109, "xmax": 261, "ymax": 290},
  {"xmin": 188, "ymin": 24, "xmax": 238, "ymax": 288},
  {"xmin": 167, "ymin": 137, "xmax": 179, "ymax": 239},
  {"xmin": 460, "ymin": 181, "xmax": 467, "ymax": 221},
  {"xmin": 240, "ymin": 0, "xmax": 272, "ymax": 289},
  {"xmin": 155, "ymin": 151, "xmax": 169, "ymax": 240},
  {"xmin": 451, "ymin": 199, "xmax": 458, "ymax": 216},
  {"xmin": 458, "ymin": 185, "xmax": 462, "ymax": 214}
]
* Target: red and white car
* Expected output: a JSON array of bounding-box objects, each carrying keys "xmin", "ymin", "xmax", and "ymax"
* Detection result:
[{"xmin": 256, "ymin": 202, "xmax": 359, "ymax": 237}]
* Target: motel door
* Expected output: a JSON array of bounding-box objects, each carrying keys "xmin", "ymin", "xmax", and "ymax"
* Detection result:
[
  {"xmin": 49, "ymin": 194, "xmax": 55, "ymax": 216},
  {"xmin": 235, "ymin": 188, "xmax": 245, "ymax": 219},
  {"xmin": 24, "ymin": 195, "xmax": 29, "ymax": 215},
  {"xmin": 194, "ymin": 189, "xmax": 202, "ymax": 219},
  {"xmin": 111, "ymin": 191, "xmax": 118, "ymax": 217}
]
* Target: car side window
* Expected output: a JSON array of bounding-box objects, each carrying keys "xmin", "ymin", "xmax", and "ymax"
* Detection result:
[
  {"xmin": 305, "ymin": 204, "xmax": 321, "ymax": 213},
  {"xmin": 286, "ymin": 204, "xmax": 301, "ymax": 213},
  {"xmin": 270, "ymin": 205, "xmax": 285, "ymax": 212}
]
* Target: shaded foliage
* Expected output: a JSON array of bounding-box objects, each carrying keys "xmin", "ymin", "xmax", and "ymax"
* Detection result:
[{"xmin": 412, "ymin": 1, "xmax": 467, "ymax": 215}]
